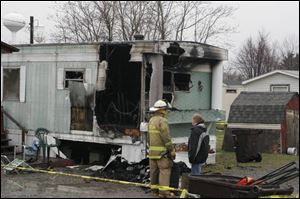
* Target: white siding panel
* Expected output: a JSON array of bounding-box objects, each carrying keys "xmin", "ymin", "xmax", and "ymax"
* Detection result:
[
  {"xmin": 85, "ymin": 68, "xmax": 92, "ymax": 84},
  {"xmin": 57, "ymin": 68, "xmax": 64, "ymax": 90},
  {"xmin": 244, "ymin": 73, "xmax": 299, "ymax": 93},
  {"xmin": 20, "ymin": 66, "xmax": 26, "ymax": 102}
]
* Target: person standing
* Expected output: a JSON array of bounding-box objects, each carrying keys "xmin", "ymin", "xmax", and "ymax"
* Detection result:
[
  {"xmin": 148, "ymin": 100, "xmax": 176, "ymax": 198},
  {"xmin": 188, "ymin": 113, "xmax": 210, "ymax": 175}
]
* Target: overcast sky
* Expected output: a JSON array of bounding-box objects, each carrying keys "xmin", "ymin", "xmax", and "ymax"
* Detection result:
[{"xmin": 1, "ymin": 1, "xmax": 299, "ymax": 60}]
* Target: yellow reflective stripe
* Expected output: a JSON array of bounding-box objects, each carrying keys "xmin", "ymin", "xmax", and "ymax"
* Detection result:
[
  {"xmin": 180, "ymin": 189, "xmax": 188, "ymax": 198},
  {"xmin": 149, "ymin": 146, "xmax": 167, "ymax": 151},
  {"xmin": 159, "ymin": 187, "xmax": 171, "ymax": 191},
  {"xmin": 165, "ymin": 141, "xmax": 172, "ymax": 146},
  {"xmin": 148, "ymin": 156, "xmax": 161, "ymax": 159},
  {"xmin": 149, "ymin": 130, "xmax": 160, "ymax": 134}
]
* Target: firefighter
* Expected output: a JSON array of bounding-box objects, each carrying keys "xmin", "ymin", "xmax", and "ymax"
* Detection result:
[{"xmin": 148, "ymin": 100, "xmax": 176, "ymax": 198}]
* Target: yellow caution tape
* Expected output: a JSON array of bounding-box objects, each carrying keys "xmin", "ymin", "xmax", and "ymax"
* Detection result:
[
  {"xmin": 259, "ymin": 195, "xmax": 299, "ymax": 198},
  {"xmin": 1, "ymin": 164, "xmax": 187, "ymax": 195}
]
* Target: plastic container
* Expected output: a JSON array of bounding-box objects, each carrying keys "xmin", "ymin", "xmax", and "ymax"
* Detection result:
[
  {"xmin": 188, "ymin": 174, "xmax": 294, "ymax": 198},
  {"xmin": 287, "ymin": 147, "xmax": 297, "ymax": 156}
]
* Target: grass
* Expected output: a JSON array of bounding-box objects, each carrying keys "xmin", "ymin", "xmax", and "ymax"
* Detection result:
[{"xmin": 204, "ymin": 131, "xmax": 299, "ymax": 173}]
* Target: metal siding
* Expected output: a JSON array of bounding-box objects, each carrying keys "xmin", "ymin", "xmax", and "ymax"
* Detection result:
[
  {"xmin": 2, "ymin": 61, "xmax": 98, "ymax": 133},
  {"xmin": 173, "ymin": 72, "xmax": 211, "ymax": 110}
]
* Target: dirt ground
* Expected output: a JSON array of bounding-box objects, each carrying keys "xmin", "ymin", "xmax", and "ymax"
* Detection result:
[
  {"xmin": 1, "ymin": 162, "xmax": 299, "ymax": 198},
  {"xmin": 1, "ymin": 171, "xmax": 156, "ymax": 198}
]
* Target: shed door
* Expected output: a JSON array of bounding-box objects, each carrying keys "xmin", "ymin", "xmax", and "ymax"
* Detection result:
[{"xmin": 286, "ymin": 109, "xmax": 299, "ymax": 152}]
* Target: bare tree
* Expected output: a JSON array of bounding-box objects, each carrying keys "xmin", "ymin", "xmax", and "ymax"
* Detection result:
[
  {"xmin": 278, "ymin": 35, "xmax": 299, "ymax": 70},
  {"xmin": 51, "ymin": 1, "xmax": 105, "ymax": 43},
  {"xmin": 51, "ymin": 1, "xmax": 237, "ymax": 44},
  {"xmin": 194, "ymin": 4, "xmax": 237, "ymax": 45},
  {"xmin": 116, "ymin": 1, "xmax": 153, "ymax": 41},
  {"xmin": 172, "ymin": 1, "xmax": 196, "ymax": 41},
  {"xmin": 94, "ymin": 1, "xmax": 117, "ymax": 41},
  {"xmin": 235, "ymin": 32, "xmax": 280, "ymax": 79}
]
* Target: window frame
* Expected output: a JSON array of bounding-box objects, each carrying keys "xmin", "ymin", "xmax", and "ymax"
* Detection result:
[
  {"xmin": 1, "ymin": 66, "xmax": 26, "ymax": 103},
  {"xmin": 63, "ymin": 69, "xmax": 85, "ymax": 89},
  {"xmin": 270, "ymin": 84, "xmax": 290, "ymax": 92}
]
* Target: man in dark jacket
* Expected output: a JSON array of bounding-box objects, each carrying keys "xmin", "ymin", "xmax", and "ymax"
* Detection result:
[{"xmin": 188, "ymin": 113, "xmax": 210, "ymax": 175}]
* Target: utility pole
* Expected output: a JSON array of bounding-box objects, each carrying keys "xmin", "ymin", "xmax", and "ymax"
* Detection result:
[{"xmin": 30, "ymin": 16, "xmax": 34, "ymax": 44}]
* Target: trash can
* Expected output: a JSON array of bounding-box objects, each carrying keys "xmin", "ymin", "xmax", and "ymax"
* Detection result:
[{"xmin": 232, "ymin": 130, "xmax": 262, "ymax": 163}]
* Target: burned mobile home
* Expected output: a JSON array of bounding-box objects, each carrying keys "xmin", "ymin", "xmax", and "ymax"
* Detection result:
[{"xmin": 1, "ymin": 40, "xmax": 227, "ymax": 164}]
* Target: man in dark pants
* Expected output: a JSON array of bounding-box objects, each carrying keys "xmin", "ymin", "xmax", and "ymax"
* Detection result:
[{"xmin": 188, "ymin": 113, "xmax": 210, "ymax": 175}]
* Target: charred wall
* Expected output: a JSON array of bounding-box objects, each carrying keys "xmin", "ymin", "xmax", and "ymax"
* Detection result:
[{"xmin": 95, "ymin": 44, "xmax": 141, "ymax": 134}]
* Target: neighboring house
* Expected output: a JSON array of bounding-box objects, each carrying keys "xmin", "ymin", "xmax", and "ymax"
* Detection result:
[
  {"xmin": 223, "ymin": 92, "xmax": 299, "ymax": 154},
  {"xmin": 1, "ymin": 41, "xmax": 227, "ymax": 164},
  {"xmin": 1, "ymin": 41, "xmax": 20, "ymax": 54},
  {"xmin": 1, "ymin": 41, "xmax": 20, "ymax": 155},
  {"xmin": 223, "ymin": 79, "xmax": 244, "ymax": 121},
  {"xmin": 242, "ymin": 70, "xmax": 299, "ymax": 93}
]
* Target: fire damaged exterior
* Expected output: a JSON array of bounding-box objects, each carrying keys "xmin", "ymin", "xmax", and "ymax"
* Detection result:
[{"xmin": 1, "ymin": 41, "xmax": 227, "ymax": 164}]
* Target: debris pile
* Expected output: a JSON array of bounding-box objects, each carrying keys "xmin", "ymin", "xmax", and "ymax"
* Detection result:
[
  {"xmin": 92, "ymin": 155, "xmax": 191, "ymax": 184},
  {"xmin": 93, "ymin": 156, "xmax": 150, "ymax": 183}
]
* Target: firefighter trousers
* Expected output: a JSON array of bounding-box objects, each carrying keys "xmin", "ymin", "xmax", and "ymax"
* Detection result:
[{"xmin": 150, "ymin": 156, "xmax": 173, "ymax": 195}]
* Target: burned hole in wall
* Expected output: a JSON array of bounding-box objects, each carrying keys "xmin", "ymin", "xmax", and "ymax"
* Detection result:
[
  {"xmin": 60, "ymin": 140, "xmax": 120, "ymax": 165},
  {"xmin": 95, "ymin": 44, "xmax": 141, "ymax": 134},
  {"xmin": 174, "ymin": 73, "xmax": 191, "ymax": 91}
]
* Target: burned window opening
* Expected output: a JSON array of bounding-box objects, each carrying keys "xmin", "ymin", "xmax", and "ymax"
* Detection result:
[
  {"xmin": 60, "ymin": 140, "xmax": 120, "ymax": 165},
  {"xmin": 163, "ymin": 55, "xmax": 180, "ymax": 69},
  {"xmin": 65, "ymin": 71, "xmax": 84, "ymax": 88},
  {"xmin": 163, "ymin": 93, "xmax": 173, "ymax": 104},
  {"xmin": 174, "ymin": 73, "xmax": 191, "ymax": 91},
  {"xmin": 95, "ymin": 44, "xmax": 141, "ymax": 134},
  {"xmin": 163, "ymin": 71, "xmax": 172, "ymax": 91},
  {"xmin": 3, "ymin": 68, "xmax": 20, "ymax": 101}
]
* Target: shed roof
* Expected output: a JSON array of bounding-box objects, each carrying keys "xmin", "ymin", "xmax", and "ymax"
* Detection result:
[{"xmin": 228, "ymin": 92, "xmax": 299, "ymax": 124}]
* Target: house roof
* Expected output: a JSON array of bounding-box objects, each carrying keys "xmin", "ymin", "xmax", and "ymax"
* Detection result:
[
  {"xmin": 1, "ymin": 41, "xmax": 19, "ymax": 53},
  {"xmin": 223, "ymin": 79, "xmax": 243, "ymax": 86},
  {"xmin": 228, "ymin": 92, "xmax": 299, "ymax": 124},
  {"xmin": 242, "ymin": 70, "xmax": 299, "ymax": 85}
]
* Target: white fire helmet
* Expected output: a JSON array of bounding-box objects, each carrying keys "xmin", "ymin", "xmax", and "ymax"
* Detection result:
[{"xmin": 150, "ymin": 100, "xmax": 172, "ymax": 112}]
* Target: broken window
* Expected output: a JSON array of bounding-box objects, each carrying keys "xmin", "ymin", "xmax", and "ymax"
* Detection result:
[
  {"xmin": 64, "ymin": 71, "xmax": 84, "ymax": 88},
  {"xmin": 174, "ymin": 73, "xmax": 191, "ymax": 91},
  {"xmin": 3, "ymin": 68, "xmax": 20, "ymax": 101}
]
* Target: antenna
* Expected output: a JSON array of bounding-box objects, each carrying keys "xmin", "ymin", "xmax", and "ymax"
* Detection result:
[{"xmin": 3, "ymin": 13, "xmax": 26, "ymax": 44}]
